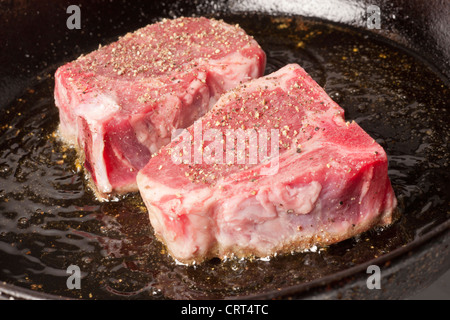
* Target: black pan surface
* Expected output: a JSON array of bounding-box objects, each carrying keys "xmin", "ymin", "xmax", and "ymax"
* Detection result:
[{"xmin": 0, "ymin": 0, "xmax": 449, "ymax": 300}]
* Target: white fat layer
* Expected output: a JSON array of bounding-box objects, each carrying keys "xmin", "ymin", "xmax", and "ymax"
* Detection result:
[
  {"xmin": 75, "ymin": 94, "xmax": 120, "ymax": 122},
  {"xmin": 76, "ymin": 94, "xmax": 120, "ymax": 194},
  {"xmin": 91, "ymin": 123, "xmax": 112, "ymax": 194}
]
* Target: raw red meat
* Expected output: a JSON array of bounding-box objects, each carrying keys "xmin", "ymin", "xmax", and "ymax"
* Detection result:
[
  {"xmin": 54, "ymin": 17, "xmax": 266, "ymax": 197},
  {"xmin": 137, "ymin": 64, "xmax": 397, "ymax": 264}
]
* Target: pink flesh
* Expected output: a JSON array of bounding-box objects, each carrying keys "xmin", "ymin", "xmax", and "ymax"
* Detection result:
[{"xmin": 137, "ymin": 64, "xmax": 397, "ymax": 264}]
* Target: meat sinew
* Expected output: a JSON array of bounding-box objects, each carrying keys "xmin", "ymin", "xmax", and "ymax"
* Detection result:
[
  {"xmin": 54, "ymin": 17, "xmax": 266, "ymax": 198},
  {"xmin": 137, "ymin": 64, "xmax": 397, "ymax": 264}
]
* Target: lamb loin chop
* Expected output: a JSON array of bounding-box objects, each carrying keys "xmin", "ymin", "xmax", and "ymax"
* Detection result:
[
  {"xmin": 137, "ymin": 64, "xmax": 397, "ymax": 264},
  {"xmin": 54, "ymin": 17, "xmax": 266, "ymax": 198}
]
